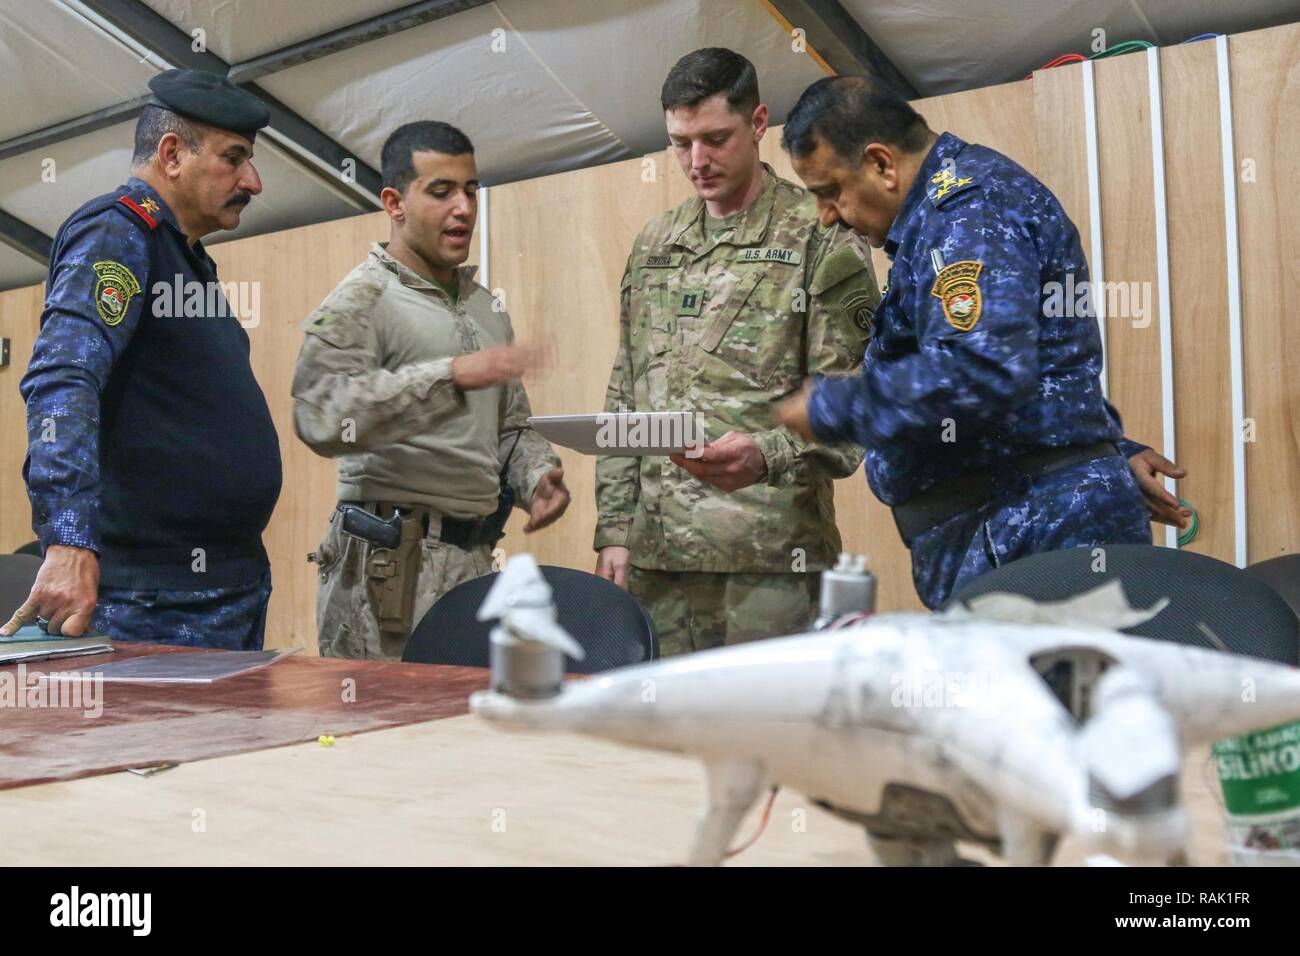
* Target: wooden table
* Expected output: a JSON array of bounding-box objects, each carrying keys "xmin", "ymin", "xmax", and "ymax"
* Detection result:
[
  {"xmin": 0, "ymin": 642, "xmax": 486, "ymax": 789},
  {"xmin": 0, "ymin": 711, "xmax": 1232, "ymax": 866}
]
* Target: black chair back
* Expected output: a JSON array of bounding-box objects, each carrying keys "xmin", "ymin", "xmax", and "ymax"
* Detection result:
[
  {"xmin": 402, "ymin": 565, "xmax": 657, "ymax": 672},
  {"xmin": 945, "ymin": 544, "xmax": 1298, "ymax": 665},
  {"xmin": 0, "ymin": 554, "xmax": 42, "ymax": 624},
  {"xmin": 1245, "ymin": 554, "xmax": 1300, "ymax": 624}
]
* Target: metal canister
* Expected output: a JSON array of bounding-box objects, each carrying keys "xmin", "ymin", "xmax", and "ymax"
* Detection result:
[{"xmin": 814, "ymin": 553, "xmax": 877, "ymax": 630}]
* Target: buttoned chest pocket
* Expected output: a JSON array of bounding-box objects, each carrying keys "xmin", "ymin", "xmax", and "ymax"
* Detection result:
[
  {"xmin": 629, "ymin": 278, "xmax": 674, "ymax": 380},
  {"xmin": 699, "ymin": 272, "xmax": 789, "ymax": 389}
]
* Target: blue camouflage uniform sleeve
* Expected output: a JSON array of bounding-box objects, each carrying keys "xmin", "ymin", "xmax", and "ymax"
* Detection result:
[
  {"xmin": 1103, "ymin": 400, "xmax": 1149, "ymax": 459},
  {"xmin": 20, "ymin": 209, "xmax": 150, "ymax": 553},
  {"xmin": 808, "ymin": 195, "xmax": 1040, "ymax": 446}
]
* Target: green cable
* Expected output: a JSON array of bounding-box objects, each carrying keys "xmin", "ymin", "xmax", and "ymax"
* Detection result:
[
  {"xmin": 1090, "ymin": 40, "xmax": 1155, "ymax": 59},
  {"xmin": 1177, "ymin": 498, "xmax": 1199, "ymax": 547}
]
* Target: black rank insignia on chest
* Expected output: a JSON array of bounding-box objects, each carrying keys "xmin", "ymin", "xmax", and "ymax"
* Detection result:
[{"xmin": 676, "ymin": 288, "xmax": 704, "ymax": 317}]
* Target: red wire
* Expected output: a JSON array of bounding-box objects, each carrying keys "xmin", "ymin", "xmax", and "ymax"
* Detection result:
[
  {"xmin": 1023, "ymin": 53, "xmax": 1087, "ymax": 79},
  {"xmin": 722, "ymin": 786, "xmax": 781, "ymax": 860}
]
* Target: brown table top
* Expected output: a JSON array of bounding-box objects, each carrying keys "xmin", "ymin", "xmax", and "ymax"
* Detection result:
[{"xmin": 0, "ymin": 642, "xmax": 488, "ymax": 790}]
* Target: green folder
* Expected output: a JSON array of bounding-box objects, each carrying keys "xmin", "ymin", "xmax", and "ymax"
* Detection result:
[{"xmin": 0, "ymin": 624, "xmax": 109, "ymax": 643}]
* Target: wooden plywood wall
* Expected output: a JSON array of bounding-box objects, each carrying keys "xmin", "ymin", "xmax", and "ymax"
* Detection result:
[
  {"xmin": 0, "ymin": 22, "xmax": 1296, "ymax": 648},
  {"xmin": 1234, "ymin": 25, "xmax": 1300, "ymax": 561}
]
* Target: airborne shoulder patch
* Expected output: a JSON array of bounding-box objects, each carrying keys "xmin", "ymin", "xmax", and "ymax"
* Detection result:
[
  {"xmin": 841, "ymin": 288, "xmax": 877, "ymax": 335},
  {"xmin": 92, "ymin": 260, "xmax": 141, "ymax": 326},
  {"xmin": 930, "ymin": 260, "xmax": 983, "ymax": 331}
]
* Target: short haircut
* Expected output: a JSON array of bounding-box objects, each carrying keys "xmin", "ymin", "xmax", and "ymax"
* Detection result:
[
  {"xmin": 661, "ymin": 47, "xmax": 759, "ymax": 116},
  {"xmin": 782, "ymin": 76, "xmax": 931, "ymax": 161},
  {"xmin": 381, "ymin": 121, "xmax": 475, "ymax": 193},
  {"xmin": 131, "ymin": 105, "xmax": 205, "ymax": 166}
]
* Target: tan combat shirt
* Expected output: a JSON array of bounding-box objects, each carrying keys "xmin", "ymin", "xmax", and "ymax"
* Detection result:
[
  {"xmin": 292, "ymin": 243, "xmax": 559, "ymax": 518},
  {"xmin": 595, "ymin": 166, "xmax": 880, "ymax": 573}
]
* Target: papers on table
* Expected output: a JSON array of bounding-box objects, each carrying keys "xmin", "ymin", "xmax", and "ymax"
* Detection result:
[
  {"xmin": 527, "ymin": 411, "xmax": 706, "ymax": 456},
  {"xmin": 0, "ymin": 625, "xmax": 113, "ymax": 664},
  {"xmin": 43, "ymin": 648, "xmax": 297, "ymax": 684}
]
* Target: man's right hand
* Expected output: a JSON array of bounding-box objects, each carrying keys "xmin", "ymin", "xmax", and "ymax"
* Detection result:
[
  {"xmin": 451, "ymin": 344, "xmax": 542, "ymax": 391},
  {"xmin": 595, "ymin": 546, "xmax": 630, "ymax": 590},
  {"xmin": 0, "ymin": 545, "xmax": 99, "ymax": 637}
]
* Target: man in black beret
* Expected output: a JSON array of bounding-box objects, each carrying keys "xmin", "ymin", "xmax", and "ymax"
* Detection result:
[{"xmin": 1, "ymin": 69, "xmax": 284, "ymax": 648}]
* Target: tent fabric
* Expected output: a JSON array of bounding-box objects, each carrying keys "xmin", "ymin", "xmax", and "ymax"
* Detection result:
[{"xmin": 0, "ymin": 0, "xmax": 1295, "ymax": 290}]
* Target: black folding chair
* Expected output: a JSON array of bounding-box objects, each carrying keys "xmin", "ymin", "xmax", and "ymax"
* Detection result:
[
  {"xmin": 402, "ymin": 565, "xmax": 657, "ymax": 673},
  {"xmin": 945, "ymin": 544, "xmax": 1298, "ymax": 665}
]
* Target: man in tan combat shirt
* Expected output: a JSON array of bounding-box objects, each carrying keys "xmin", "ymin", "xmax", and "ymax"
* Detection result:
[
  {"xmin": 594, "ymin": 49, "xmax": 880, "ymax": 655},
  {"xmin": 294, "ymin": 122, "xmax": 569, "ymax": 659}
]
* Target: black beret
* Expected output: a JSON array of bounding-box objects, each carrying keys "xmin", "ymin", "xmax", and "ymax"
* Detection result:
[{"xmin": 147, "ymin": 69, "xmax": 271, "ymax": 140}]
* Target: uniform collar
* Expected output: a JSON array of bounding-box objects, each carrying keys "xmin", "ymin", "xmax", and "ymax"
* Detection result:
[
  {"xmin": 123, "ymin": 176, "xmax": 216, "ymax": 263},
  {"xmin": 125, "ymin": 176, "xmax": 181, "ymax": 234},
  {"xmin": 883, "ymin": 132, "xmax": 966, "ymax": 257},
  {"xmin": 371, "ymin": 242, "xmax": 478, "ymax": 298},
  {"xmin": 667, "ymin": 162, "xmax": 781, "ymax": 253}
]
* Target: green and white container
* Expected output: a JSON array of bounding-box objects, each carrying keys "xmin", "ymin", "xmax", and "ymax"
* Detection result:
[{"xmin": 1213, "ymin": 719, "xmax": 1300, "ymax": 865}]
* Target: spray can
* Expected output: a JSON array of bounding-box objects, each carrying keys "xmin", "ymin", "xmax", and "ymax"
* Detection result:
[
  {"xmin": 814, "ymin": 553, "xmax": 877, "ymax": 630},
  {"xmin": 1213, "ymin": 719, "xmax": 1300, "ymax": 865}
]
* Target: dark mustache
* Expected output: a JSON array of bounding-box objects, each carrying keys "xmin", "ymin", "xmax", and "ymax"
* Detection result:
[{"xmin": 225, "ymin": 193, "xmax": 252, "ymax": 208}]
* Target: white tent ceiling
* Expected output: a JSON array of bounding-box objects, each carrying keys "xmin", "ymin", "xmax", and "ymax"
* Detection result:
[{"xmin": 1, "ymin": 0, "xmax": 1295, "ymax": 291}]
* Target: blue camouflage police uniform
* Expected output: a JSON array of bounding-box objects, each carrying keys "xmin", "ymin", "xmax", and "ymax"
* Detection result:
[
  {"xmin": 20, "ymin": 177, "xmax": 281, "ymax": 647},
  {"xmin": 807, "ymin": 132, "xmax": 1151, "ymax": 609}
]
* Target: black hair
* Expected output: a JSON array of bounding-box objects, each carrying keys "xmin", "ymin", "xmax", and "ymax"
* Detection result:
[
  {"xmin": 131, "ymin": 105, "xmax": 205, "ymax": 166},
  {"xmin": 661, "ymin": 47, "xmax": 759, "ymax": 116},
  {"xmin": 782, "ymin": 76, "xmax": 930, "ymax": 161},
  {"xmin": 381, "ymin": 121, "xmax": 475, "ymax": 193}
]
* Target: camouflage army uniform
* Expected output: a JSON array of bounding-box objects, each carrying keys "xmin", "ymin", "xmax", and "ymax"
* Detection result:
[
  {"xmin": 293, "ymin": 243, "xmax": 560, "ymax": 660},
  {"xmin": 596, "ymin": 165, "xmax": 878, "ymax": 655},
  {"xmin": 806, "ymin": 133, "xmax": 1151, "ymax": 609}
]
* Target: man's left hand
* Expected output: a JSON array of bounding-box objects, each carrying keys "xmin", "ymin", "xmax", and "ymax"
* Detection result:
[
  {"xmin": 525, "ymin": 467, "xmax": 570, "ymax": 533},
  {"xmin": 670, "ymin": 431, "xmax": 768, "ymax": 492},
  {"xmin": 1128, "ymin": 449, "xmax": 1191, "ymax": 528}
]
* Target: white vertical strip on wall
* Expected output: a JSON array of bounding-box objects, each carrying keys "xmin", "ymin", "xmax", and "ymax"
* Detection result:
[
  {"xmin": 478, "ymin": 185, "xmax": 490, "ymax": 290},
  {"xmin": 1082, "ymin": 59, "xmax": 1108, "ymax": 397},
  {"xmin": 1147, "ymin": 48, "xmax": 1178, "ymax": 549},
  {"xmin": 1216, "ymin": 35, "xmax": 1248, "ymax": 568}
]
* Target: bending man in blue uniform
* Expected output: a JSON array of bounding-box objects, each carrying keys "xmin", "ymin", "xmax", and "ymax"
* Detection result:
[
  {"xmin": 777, "ymin": 77, "xmax": 1189, "ymax": 609},
  {"xmin": 1, "ymin": 70, "xmax": 282, "ymax": 646}
]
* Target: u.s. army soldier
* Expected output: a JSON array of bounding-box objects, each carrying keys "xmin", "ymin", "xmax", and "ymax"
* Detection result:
[
  {"xmin": 594, "ymin": 49, "xmax": 880, "ymax": 655},
  {"xmin": 294, "ymin": 122, "xmax": 569, "ymax": 660}
]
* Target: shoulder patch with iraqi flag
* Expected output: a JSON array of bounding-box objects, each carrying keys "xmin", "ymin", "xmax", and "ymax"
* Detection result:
[
  {"xmin": 930, "ymin": 260, "xmax": 983, "ymax": 331},
  {"xmin": 92, "ymin": 260, "xmax": 141, "ymax": 327}
]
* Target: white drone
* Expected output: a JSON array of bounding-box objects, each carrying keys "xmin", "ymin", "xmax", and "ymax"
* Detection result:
[{"xmin": 470, "ymin": 555, "xmax": 1300, "ymax": 866}]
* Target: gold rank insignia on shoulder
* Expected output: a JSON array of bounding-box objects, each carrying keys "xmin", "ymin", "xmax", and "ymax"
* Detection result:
[
  {"xmin": 140, "ymin": 197, "xmax": 160, "ymax": 215},
  {"xmin": 930, "ymin": 260, "xmax": 983, "ymax": 331},
  {"xmin": 735, "ymin": 247, "xmax": 803, "ymax": 265},
  {"xmin": 92, "ymin": 260, "xmax": 141, "ymax": 326},
  {"xmin": 929, "ymin": 167, "xmax": 975, "ymax": 204}
]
